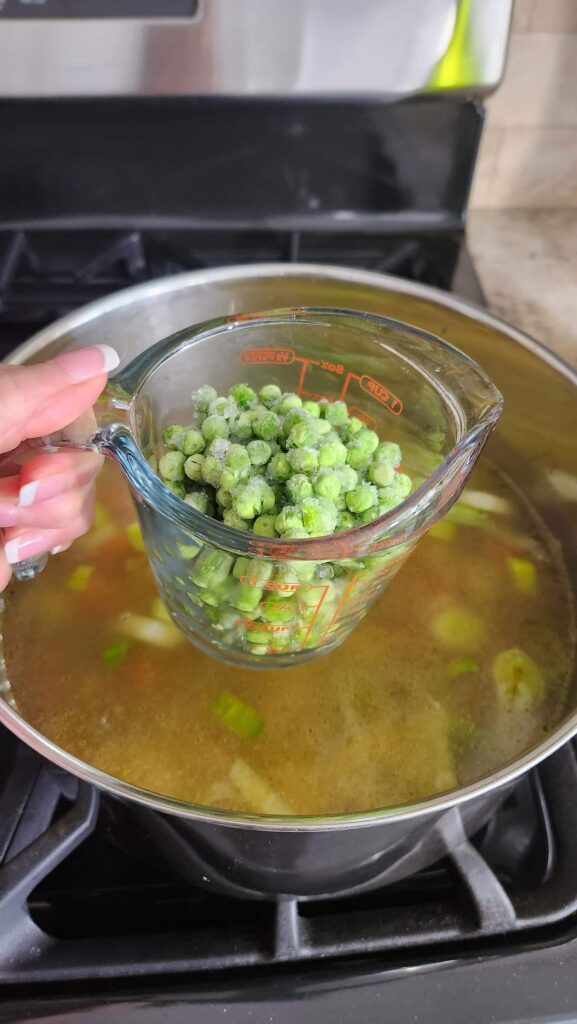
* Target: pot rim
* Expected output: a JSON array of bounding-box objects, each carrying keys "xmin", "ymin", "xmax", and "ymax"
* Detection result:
[{"xmin": 3, "ymin": 261, "xmax": 577, "ymax": 832}]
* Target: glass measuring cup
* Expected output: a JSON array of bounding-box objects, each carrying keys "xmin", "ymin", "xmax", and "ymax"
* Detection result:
[{"xmin": 13, "ymin": 308, "xmax": 503, "ymax": 668}]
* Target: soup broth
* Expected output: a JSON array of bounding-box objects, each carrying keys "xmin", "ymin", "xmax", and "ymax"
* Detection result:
[{"xmin": 1, "ymin": 460, "xmax": 573, "ymax": 816}]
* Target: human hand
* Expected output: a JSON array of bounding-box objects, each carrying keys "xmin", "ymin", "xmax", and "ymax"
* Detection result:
[{"xmin": 0, "ymin": 345, "xmax": 119, "ymax": 592}]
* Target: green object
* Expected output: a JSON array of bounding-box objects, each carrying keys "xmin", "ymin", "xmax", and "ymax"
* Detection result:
[
  {"xmin": 318, "ymin": 439, "xmax": 348, "ymax": 467},
  {"xmin": 247, "ymin": 439, "xmax": 272, "ymax": 466},
  {"xmin": 201, "ymin": 414, "xmax": 229, "ymax": 441},
  {"xmin": 184, "ymin": 453, "xmax": 205, "ymax": 483},
  {"xmin": 229, "ymin": 382, "xmax": 257, "ymax": 408},
  {"xmin": 288, "ymin": 421, "xmax": 318, "ymax": 449},
  {"xmin": 446, "ymin": 503, "xmax": 488, "ymax": 527},
  {"xmin": 301, "ymin": 496, "xmax": 338, "ymax": 536},
  {"xmin": 286, "ymin": 473, "xmax": 313, "ymax": 502},
  {"xmin": 368, "ymin": 462, "xmax": 395, "ymax": 487},
  {"xmin": 322, "ymin": 400, "xmax": 348, "ymax": 427},
  {"xmin": 185, "ymin": 490, "xmax": 213, "ymax": 515},
  {"xmin": 277, "ymin": 393, "xmax": 303, "ymax": 414},
  {"xmin": 431, "ymin": 607, "xmax": 485, "ymax": 650},
  {"xmin": 165, "ymin": 480, "xmax": 186, "ymax": 498},
  {"xmin": 232, "ymin": 411, "xmax": 254, "ymax": 442},
  {"xmin": 191, "ymin": 548, "xmax": 234, "ymax": 588},
  {"xmin": 213, "ymin": 691, "xmax": 265, "ymax": 740},
  {"xmin": 102, "ymin": 639, "xmax": 130, "ymax": 668},
  {"xmin": 125, "ymin": 522, "xmax": 145, "ymax": 552},
  {"xmin": 231, "ymin": 582, "xmax": 263, "ymax": 612},
  {"xmin": 223, "ymin": 509, "xmax": 250, "ymax": 530},
  {"xmin": 374, "ymin": 441, "xmax": 402, "ymax": 467},
  {"xmin": 493, "ymin": 648, "xmax": 545, "ymax": 712},
  {"xmin": 337, "ymin": 509, "xmax": 356, "ymax": 531},
  {"xmin": 226, "ymin": 443, "xmax": 251, "ymax": 473},
  {"xmin": 216, "ymin": 487, "xmax": 233, "ymax": 509},
  {"xmin": 448, "ymin": 655, "xmax": 479, "ymax": 677},
  {"xmin": 209, "ymin": 395, "xmax": 233, "ymax": 417},
  {"xmin": 163, "ymin": 425, "xmax": 186, "ymax": 449},
  {"xmin": 201, "ymin": 455, "xmax": 224, "ymax": 488},
  {"xmin": 259, "ymin": 383, "xmax": 282, "ymax": 408},
  {"xmin": 275, "ymin": 506, "xmax": 304, "ymax": 534},
  {"xmin": 267, "ymin": 452, "xmax": 291, "ymax": 481},
  {"xmin": 253, "ymin": 514, "xmax": 278, "ymax": 537},
  {"xmin": 314, "ymin": 470, "xmax": 341, "ymax": 501},
  {"xmin": 345, "ymin": 484, "xmax": 376, "ymax": 514},
  {"xmin": 252, "ymin": 410, "xmax": 280, "ymax": 441},
  {"xmin": 66, "ymin": 564, "xmax": 94, "ymax": 592},
  {"xmin": 288, "ymin": 447, "xmax": 318, "ymax": 475},
  {"xmin": 508, "ymin": 556, "xmax": 537, "ymax": 595},
  {"xmin": 346, "ymin": 445, "xmax": 369, "ymax": 471},
  {"xmin": 303, "ymin": 400, "xmax": 321, "ymax": 418},
  {"xmin": 159, "ymin": 450, "xmax": 186, "ymax": 482}
]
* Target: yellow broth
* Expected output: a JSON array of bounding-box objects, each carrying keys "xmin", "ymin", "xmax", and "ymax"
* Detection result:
[{"xmin": 1, "ymin": 460, "xmax": 574, "ymax": 816}]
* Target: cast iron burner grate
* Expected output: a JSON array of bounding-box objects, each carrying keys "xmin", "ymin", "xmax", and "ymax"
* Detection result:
[
  {"xmin": 1, "ymin": 724, "xmax": 577, "ymax": 987},
  {"xmin": 0, "ymin": 228, "xmax": 477, "ymax": 357}
]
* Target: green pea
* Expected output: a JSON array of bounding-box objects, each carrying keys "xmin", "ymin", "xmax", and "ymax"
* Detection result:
[
  {"xmin": 201, "ymin": 414, "xmax": 229, "ymax": 442},
  {"xmin": 247, "ymin": 440, "xmax": 272, "ymax": 466},
  {"xmin": 277, "ymin": 393, "xmax": 303, "ymax": 414},
  {"xmin": 286, "ymin": 473, "xmax": 313, "ymax": 502},
  {"xmin": 159, "ymin": 451, "xmax": 185, "ymax": 482},
  {"xmin": 259, "ymin": 383, "xmax": 282, "ymax": 408},
  {"xmin": 229, "ymin": 383, "xmax": 257, "ymax": 409}
]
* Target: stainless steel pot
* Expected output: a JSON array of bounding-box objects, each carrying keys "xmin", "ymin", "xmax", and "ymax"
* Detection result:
[{"xmin": 1, "ymin": 263, "xmax": 576, "ymax": 899}]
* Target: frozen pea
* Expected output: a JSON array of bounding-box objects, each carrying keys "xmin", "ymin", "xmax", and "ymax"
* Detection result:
[
  {"xmin": 314, "ymin": 470, "xmax": 341, "ymax": 501},
  {"xmin": 181, "ymin": 428, "xmax": 206, "ymax": 456},
  {"xmin": 253, "ymin": 514, "xmax": 278, "ymax": 537},
  {"xmin": 374, "ymin": 441, "xmax": 402, "ymax": 467},
  {"xmin": 231, "ymin": 582, "xmax": 263, "ymax": 613},
  {"xmin": 303, "ymin": 400, "xmax": 321, "ymax": 418},
  {"xmin": 252, "ymin": 410, "xmax": 280, "ymax": 441},
  {"xmin": 202, "ymin": 414, "xmax": 229, "ymax": 442},
  {"xmin": 335, "ymin": 493, "xmax": 347, "ymax": 511},
  {"xmin": 261, "ymin": 593, "xmax": 296, "ymax": 625},
  {"xmin": 286, "ymin": 473, "xmax": 313, "ymax": 502},
  {"xmin": 192, "ymin": 384, "xmax": 217, "ymax": 412},
  {"xmin": 277, "ymin": 393, "xmax": 303, "ymax": 414},
  {"xmin": 259, "ymin": 383, "xmax": 282, "ymax": 408},
  {"xmin": 354, "ymin": 429, "xmax": 380, "ymax": 455},
  {"xmin": 163, "ymin": 425, "xmax": 186, "ymax": 450},
  {"xmin": 288, "ymin": 447, "xmax": 318, "ymax": 475},
  {"xmin": 337, "ymin": 509, "xmax": 356, "ymax": 531},
  {"xmin": 159, "ymin": 450, "xmax": 185, "ymax": 482},
  {"xmin": 345, "ymin": 484, "xmax": 376, "ymax": 514},
  {"xmin": 288, "ymin": 421, "xmax": 319, "ymax": 449},
  {"xmin": 368, "ymin": 462, "xmax": 396, "ymax": 487},
  {"xmin": 360, "ymin": 506, "xmax": 382, "ymax": 524},
  {"xmin": 246, "ymin": 559, "xmax": 274, "ymax": 584},
  {"xmin": 318, "ymin": 439, "xmax": 348, "ymax": 467},
  {"xmin": 206, "ymin": 437, "xmax": 231, "ymax": 460},
  {"xmin": 226, "ymin": 444, "xmax": 251, "ymax": 474},
  {"xmin": 220, "ymin": 466, "xmax": 240, "ymax": 491},
  {"xmin": 165, "ymin": 480, "xmax": 186, "ymax": 498},
  {"xmin": 281, "ymin": 407, "xmax": 309, "ymax": 436},
  {"xmin": 346, "ymin": 446, "xmax": 370, "ymax": 471},
  {"xmin": 315, "ymin": 419, "xmax": 332, "ymax": 436},
  {"xmin": 216, "ymin": 486, "xmax": 233, "ymax": 509},
  {"xmin": 201, "ymin": 455, "xmax": 224, "ymax": 488},
  {"xmin": 321, "ymin": 400, "xmax": 349, "ymax": 427},
  {"xmin": 392, "ymin": 472, "xmax": 413, "ymax": 498},
  {"xmin": 267, "ymin": 453, "xmax": 291, "ymax": 481},
  {"xmin": 347, "ymin": 416, "xmax": 364, "ymax": 437},
  {"xmin": 275, "ymin": 506, "xmax": 304, "ymax": 534},
  {"xmin": 229, "ymin": 383, "xmax": 257, "ymax": 409},
  {"xmin": 232, "ymin": 482, "xmax": 264, "ymax": 519},
  {"xmin": 301, "ymin": 496, "xmax": 338, "ymax": 536},
  {"xmin": 223, "ymin": 509, "xmax": 250, "ymax": 530},
  {"xmin": 335, "ymin": 464, "xmax": 358, "ymax": 492},
  {"xmin": 252, "ymin": 477, "xmax": 276, "ymax": 512},
  {"xmin": 184, "ymin": 454, "xmax": 205, "ymax": 483},
  {"xmin": 231, "ymin": 411, "xmax": 254, "ymax": 443},
  {"xmin": 209, "ymin": 396, "xmax": 234, "ymax": 417},
  {"xmin": 191, "ymin": 548, "xmax": 234, "ymax": 588},
  {"xmin": 247, "ymin": 440, "xmax": 272, "ymax": 466},
  {"xmin": 283, "ymin": 526, "xmax": 309, "ymax": 540},
  {"xmin": 185, "ymin": 490, "xmax": 214, "ymax": 515}
]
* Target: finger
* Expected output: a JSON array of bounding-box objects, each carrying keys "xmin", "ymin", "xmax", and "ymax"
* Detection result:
[
  {"xmin": 0, "ymin": 482, "xmax": 94, "ymax": 530},
  {"xmin": 0, "ymin": 544, "xmax": 10, "ymax": 593},
  {"xmin": 18, "ymin": 451, "xmax": 103, "ymax": 508},
  {"xmin": 3, "ymin": 492, "xmax": 95, "ymax": 566},
  {"xmin": 0, "ymin": 346, "xmax": 119, "ymax": 454}
]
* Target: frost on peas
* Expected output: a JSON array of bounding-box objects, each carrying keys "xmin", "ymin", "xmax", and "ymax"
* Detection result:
[
  {"xmin": 267, "ymin": 452, "xmax": 291, "ymax": 481},
  {"xmin": 229, "ymin": 383, "xmax": 257, "ymax": 409},
  {"xmin": 190, "ymin": 548, "xmax": 234, "ymax": 588},
  {"xmin": 303, "ymin": 400, "xmax": 321, "ymax": 418},
  {"xmin": 335, "ymin": 464, "xmax": 358, "ymax": 492},
  {"xmin": 206, "ymin": 437, "xmax": 231, "ymax": 460},
  {"xmin": 301, "ymin": 496, "xmax": 338, "ymax": 536},
  {"xmin": 159, "ymin": 450, "xmax": 186, "ymax": 482},
  {"xmin": 226, "ymin": 443, "xmax": 251, "ymax": 474},
  {"xmin": 252, "ymin": 410, "xmax": 280, "ymax": 441},
  {"xmin": 275, "ymin": 505, "xmax": 304, "ymax": 534},
  {"xmin": 247, "ymin": 439, "xmax": 272, "ymax": 467},
  {"xmin": 185, "ymin": 489, "xmax": 214, "ymax": 515},
  {"xmin": 318, "ymin": 438, "xmax": 348, "ymax": 467},
  {"xmin": 261, "ymin": 593, "xmax": 296, "ymax": 625},
  {"xmin": 253, "ymin": 514, "xmax": 278, "ymax": 537},
  {"xmin": 337, "ymin": 509, "xmax": 356, "ymax": 531},
  {"xmin": 231, "ymin": 411, "xmax": 253, "ymax": 443},
  {"xmin": 345, "ymin": 483, "xmax": 377, "ymax": 514},
  {"xmin": 287, "ymin": 447, "xmax": 318, "ymax": 475},
  {"xmin": 286, "ymin": 473, "xmax": 313, "ymax": 502},
  {"xmin": 288, "ymin": 421, "xmax": 319, "ymax": 449},
  {"xmin": 216, "ymin": 486, "xmax": 233, "ymax": 509},
  {"xmin": 223, "ymin": 509, "xmax": 250, "ymax": 530},
  {"xmin": 180, "ymin": 428, "xmax": 206, "ymax": 456},
  {"xmin": 259, "ymin": 383, "xmax": 282, "ymax": 408},
  {"xmin": 368, "ymin": 462, "xmax": 395, "ymax": 487},
  {"xmin": 374, "ymin": 441, "xmax": 402, "ymax": 467},
  {"xmin": 346, "ymin": 444, "xmax": 370, "ymax": 471},
  {"xmin": 163, "ymin": 425, "xmax": 187, "ymax": 450},
  {"xmin": 201, "ymin": 414, "xmax": 229, "ymax": 441},
  {"xmin": 192, "ymin": 384, "xmax": 217, "ymax": 413},
  {"xmin": 165, "ymin": 480, "xmax": 186, "ymax": 498},
  {"xmin": 201, "ymin": 455, "xmax": 224, "ymax": 488},
  {"xmin": 209, "ymin": 395, "xmax": 235, "ymax": 417}
]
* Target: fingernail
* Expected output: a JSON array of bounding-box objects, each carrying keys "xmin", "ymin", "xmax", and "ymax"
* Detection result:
[
  {"xmin": 4, "ymin": 532, "xmax": 53, "ymax": 565},
  {"xmin": 19, "ymin": 475, "xmax": 66, "ymax": 507},
  {"xmin": 53, "ymin": 345, "xmax": 120, "ymax": 382},
  {"xmin": 0, "ymin": 503, "xmax": 18, "ymax": 527},
  {"xmin": 50, "ymin": 543, "xmax": 72, "ymax": 555}
]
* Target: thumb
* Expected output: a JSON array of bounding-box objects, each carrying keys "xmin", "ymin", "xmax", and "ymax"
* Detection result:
[{"xmin": 0, "ymin": 345, "xmax": 119, "ymax": 455}]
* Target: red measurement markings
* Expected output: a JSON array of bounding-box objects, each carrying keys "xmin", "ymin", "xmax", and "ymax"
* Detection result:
[
  {"xmin": 317, "ymin": 574, "xmax": 360, "ymax": 642},
  {"xmin": 301, "ymin": 582, "xmax": 331, "ymax": 645},
  {"xmin": 244, "ymin": 620, "xmax": 290, "ymax": 634},
  {"xmin": 239, "ymin": 575, "xmax": 300, "ymax": 593},
  {"xmin": 359, "ymin": 375, "xmax": 403, "ymax": 416},
  {"xmin": 347, "ymin": 404, "xmax": 377, "ymax": 430},
  {"xmin": 240, "ymin": 348, "xmax": 295, "ymax": 365}
]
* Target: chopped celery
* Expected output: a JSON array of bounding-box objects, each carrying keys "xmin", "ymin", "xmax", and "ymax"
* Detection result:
[
  {"xmin": 229, "ymin": 758, "xmax": 295, "ymax": 814},
  {"xmin": 213, "ymin": 692, "xmax": 265, "ymax": 740},
  {"xmin": 66, "ymin": 564, "xmax": 94, "ymax": 592},
  {"xmin": 125, "ymin": 522, "xmax": 145, "ymax": 552},
  {"xmin": 447, "ymin": 655, "xmax": 479, "ymax": 677},
  {"xmin": 431, "ymin": 608, "xmax": 485, "ymax": 650},
  {"xmin": 102, "ymin": 639, "xmax": 130, "ymax": 668},
  {"xmin": 507, "ymin": 556, "xmax": 537, "ymax": 596}
]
